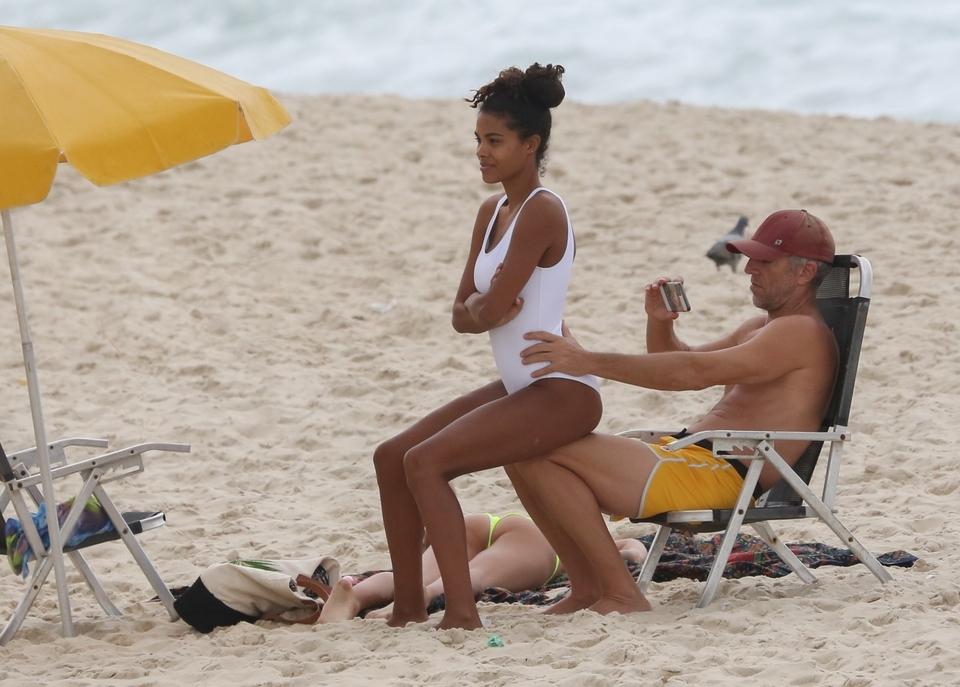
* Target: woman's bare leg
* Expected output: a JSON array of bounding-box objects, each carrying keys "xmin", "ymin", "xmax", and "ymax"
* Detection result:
[
  {"xmin": 319, "ymin": 574, "xmax": 386, "ymax": 622},
  {"xmin": 463, "ymin": 530, "xmax": 557, "ymax": 594},
  {"xmin": 404, "ymin": 379, "xmax": 601, "ymax": 629},
  {"xmin": 419, "ymin": 516, "xmax": 558, "ymax": 602},
  {"xmin": 353, "ymin": 514, "xmax": 492, "ymax": 621},
  {"xmin": 373, "ymin": 381, "xmax": 506, "ymax": 626}
]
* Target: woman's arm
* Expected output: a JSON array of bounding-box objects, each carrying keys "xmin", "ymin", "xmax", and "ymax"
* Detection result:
[
  {"xmin": 452, "ymin": 196, "xmax": 501, "ymax": 333},
  {"xmin": 466, "ymin": 193, "xmax": 566, "ymax": 329}
]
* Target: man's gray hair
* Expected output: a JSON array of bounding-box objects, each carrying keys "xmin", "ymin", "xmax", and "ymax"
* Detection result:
[{"xmin": 788, "ymin": 256, "xmax": 832, "ymax": 288}]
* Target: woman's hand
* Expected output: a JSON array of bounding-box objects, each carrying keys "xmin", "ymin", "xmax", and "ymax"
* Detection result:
[
  {"xmin": 645, "ymin": 276, "xmax": 683, "ymax": 322},
  {"xmin": 495, "ymin": 296, "xmax": 523, "ymax": 326},
  {"xmin": 465, "ymin": 290, "xmax": 524, "ymax": 328},
  {"xmin": 466, "ymin": 263, "xmax": 524, "ymax": 328}
]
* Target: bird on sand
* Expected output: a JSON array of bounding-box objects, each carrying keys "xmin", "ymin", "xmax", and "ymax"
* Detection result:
[{"xmin": 706, "ymin": 216, "xmax": 749, "ymax": 271}]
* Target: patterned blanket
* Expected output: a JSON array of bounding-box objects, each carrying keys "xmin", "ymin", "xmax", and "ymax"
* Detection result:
[{"xmin": 417, "ymin": 531, "xmax": 917, "ymax": 613}]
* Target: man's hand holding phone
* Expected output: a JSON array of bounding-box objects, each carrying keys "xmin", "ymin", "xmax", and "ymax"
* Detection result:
[{"xmin": 645, "ymin": 277, "xmax": 691, "ymax": 321}]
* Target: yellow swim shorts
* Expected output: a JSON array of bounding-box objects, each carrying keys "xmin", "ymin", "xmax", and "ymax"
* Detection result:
[{"xmin": 635, "ymin": 436, "xmax": 747, "ymax": 519}]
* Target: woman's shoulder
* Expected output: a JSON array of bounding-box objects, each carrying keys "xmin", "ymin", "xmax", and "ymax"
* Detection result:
[
  {"xmin": 479, "ymin": 193, "xmax": 504, "ymax": 211},
  {"xmin": 473, "ymin": 193, "xmax": 504, "ymax": 222},
  {"xmin": 531, "ymin": 186, "xmax": 565, "ymax": 205},
  {"xmin": 519, "ymin": 188, "xmax": 568, "ymax": 226}
]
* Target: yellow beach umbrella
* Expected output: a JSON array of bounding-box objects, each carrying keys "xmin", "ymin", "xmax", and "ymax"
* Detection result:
[
  {"xmin": 0, "ymin": 25, "xmax": 290, "ymax": 208},
  {"xmin": 0, "ymin": 25, "xmax": 290, "ymax": 641}
]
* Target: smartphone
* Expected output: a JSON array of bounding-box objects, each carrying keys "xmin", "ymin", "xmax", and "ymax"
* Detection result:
[{"xmin": 659, "ymin": 281, "xmax": 691, "ymax": 312}]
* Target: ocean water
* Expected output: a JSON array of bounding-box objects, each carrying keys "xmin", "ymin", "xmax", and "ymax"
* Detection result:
[{"xmin": 3, "ymin": 0, "xmax": 960, "ymax": 123}]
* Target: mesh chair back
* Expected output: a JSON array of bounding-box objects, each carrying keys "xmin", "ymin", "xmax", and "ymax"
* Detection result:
[
  {"xmin": 0, "ymin": 442, "xmax": 9, "ymax": 554},
  {"xmin": 767, "ymin": 255, "xmax": 870, "ymax": 504},
  {"xmin": 0, "ymin": 442, "xmax": 12, "ymax": 483}
]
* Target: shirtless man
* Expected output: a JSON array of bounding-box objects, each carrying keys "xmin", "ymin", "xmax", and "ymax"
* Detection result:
[{"xmin": 505, "ymin": 209, "xmax": 839, "ymax": 616}]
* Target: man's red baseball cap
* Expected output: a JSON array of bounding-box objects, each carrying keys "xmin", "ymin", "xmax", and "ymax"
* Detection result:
[{"xmin": 726, "ymin": 209, "xmax": 835, "ymax": 263}]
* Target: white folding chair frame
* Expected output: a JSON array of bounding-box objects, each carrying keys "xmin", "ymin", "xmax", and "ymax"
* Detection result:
[
  {"xmin": 1, "ymin": 437, "xmax": 190, "ymax": 645},
  {"xmin": 620, "ymin": 428, "xmax": 891, "ymax": 608}
]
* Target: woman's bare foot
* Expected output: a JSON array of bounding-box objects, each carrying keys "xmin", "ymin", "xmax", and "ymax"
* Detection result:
[
  {"xmin": 318, "ymin": 578, "xmax": 361, "ymax": 623},
  {"xmin": 543, "ymin": 591, "xmax": 600, "ymax": 615},
  {"xmin": 364, "ymin": 602, "xmax": 393, "ymax": 620},
  {"xmin": 588, "ymin": 592, "xmax": 652, "ymax": 615},
  {"xmin": 436, "ymin": 608, "xmax": 483, "ymax": 630},
  {"xmin": 616, "ymin": 538, "xmax": 648, "ymax": 565},
  {"xmin": 385, "ymin": 605, "xmax": 429, "ymax": 628}
]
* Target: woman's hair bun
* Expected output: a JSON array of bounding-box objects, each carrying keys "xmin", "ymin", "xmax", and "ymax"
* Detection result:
[
  {"xmin": 522, "ymin": 63, "xmax": 565, "ymax": 109},
  {"xmin": 466, "ymin": 62, "xmax": 566, "ymax": 168}
]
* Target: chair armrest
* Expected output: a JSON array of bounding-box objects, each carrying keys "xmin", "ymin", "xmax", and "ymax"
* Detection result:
[
  {"xmin": 11, "ymin": 442, "xmax": 191, "ymax": 489},
  {"xmin": 615, "ymin": 428, "xmax": 685, "ymax": 441},
  {"xmin": 4, "ymin": 437, "xmax": 111, "ymax": 482},
  {"xmin": 7, "ymin": 437, "xmax": 110, "ymax": 466},
  {"xmin": 10, "ymin": 437, "xmax": 110, "ymax": 458},
  {"xmin": 662, "ymin": 429, "xmax": 850, "ymax": 454}
]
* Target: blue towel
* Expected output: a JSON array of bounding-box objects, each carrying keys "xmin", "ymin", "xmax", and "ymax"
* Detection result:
[{"xmin": 4, "ymin": 496, "xmax": 115, "ymax": 578}]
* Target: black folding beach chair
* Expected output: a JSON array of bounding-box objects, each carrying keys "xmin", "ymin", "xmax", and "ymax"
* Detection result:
[
  {"xmin": 621, "ymin": 255, "xmax": 891, "ymax": 607},
  {"xmin": 0, "ymin": 437, "xmax": 189, "ymax": 644}
]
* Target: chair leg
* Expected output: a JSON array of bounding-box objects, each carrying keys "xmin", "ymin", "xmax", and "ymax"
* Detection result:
[
  {"xmin": 637, "ymin": 525, "xmax": 671, "ymax": 594},
  {"xmin": 750, "ymin": 521, "xmax": 817, "ymax": 585},
  {"xmin": 0, "ymin": 553, "xmax": 55, "ymax": 645},
  {"xmin": 761, "ymin": 447, "xmax": 893, "ymax": 584},
  {"xmin": 67, "ymin": 551, "xmax": 122, "ymax": 616},
  {"xmin": 697, "ymin": 460, "xmax": 765, "ymax": 608},
  {"xmin": 93, "ymin": 487, "xmax": 178, "ymax": 621},
  {"xmin": 809, "ymin": 505, "xmax": 892, "ymax": 583},
  {"xmin": 17, "ymin": 477, "xmax": 122, "ymax": 618},
  {"xmin": 0, "ymin": 550, "xmax": 115, "ymax": 646},
  {"xmin": 39, "ymin": 476, "xmax": 124, "ymax": 617}
]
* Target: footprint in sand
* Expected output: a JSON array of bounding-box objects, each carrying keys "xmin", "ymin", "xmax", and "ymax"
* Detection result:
[{"xmin": 907, "ymin": 516, "xmax": 945, "ymax": 533}]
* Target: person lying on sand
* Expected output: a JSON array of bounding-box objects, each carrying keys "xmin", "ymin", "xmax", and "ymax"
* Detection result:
[
  {"xmin": 318, "ymin": 512, "xmax": 645, "ymax": 623},
  {"xmin": 507, "ymin": 210, "xmax": 839, "ymax": 616}
]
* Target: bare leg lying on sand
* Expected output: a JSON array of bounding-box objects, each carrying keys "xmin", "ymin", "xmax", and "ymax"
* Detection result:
[
  {"xmin": 320, "ymin": 513, "xmax": 555, "ymax": 622},
  {"xmin": 318, "ymin": 512, "xmax": 646, "ymax": 623}
]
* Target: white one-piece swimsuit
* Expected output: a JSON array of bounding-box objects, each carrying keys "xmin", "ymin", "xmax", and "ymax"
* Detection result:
[{"xmin": 472, "ymin": 187, "xmax": 601, "ymax": 395}]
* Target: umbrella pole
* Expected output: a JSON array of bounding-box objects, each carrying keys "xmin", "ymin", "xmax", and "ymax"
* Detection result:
[{"xmin": 1, "ymin": 208, "xmax": 74, "ymax": 638}]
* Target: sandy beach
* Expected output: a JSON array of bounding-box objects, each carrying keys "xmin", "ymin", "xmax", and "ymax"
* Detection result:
[{"xmin": 1, "ymin": 94, "xmax": 958, "ymax": 686}]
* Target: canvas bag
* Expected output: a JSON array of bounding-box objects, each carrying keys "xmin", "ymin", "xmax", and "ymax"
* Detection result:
[{"xmin": 174, "ymin": 556, "xmax": 339, "ymax": 633}]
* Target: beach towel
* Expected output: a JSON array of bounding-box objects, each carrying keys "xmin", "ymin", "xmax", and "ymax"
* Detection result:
[
  {"xmin": 468, "ymin": 531, "xmax": 917, "ymax": 609},
  {"xmin": 641, "ymin": 531, "xmax": 916, "ymax": 582},
  {"xmin": 3, "ymin": 496, "xmax": 114, "ymax": 578}
]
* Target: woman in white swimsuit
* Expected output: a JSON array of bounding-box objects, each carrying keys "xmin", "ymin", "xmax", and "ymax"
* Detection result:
[{"xmin": 374, "ymin": 63, "xmax": 603, "ymax": 630}]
